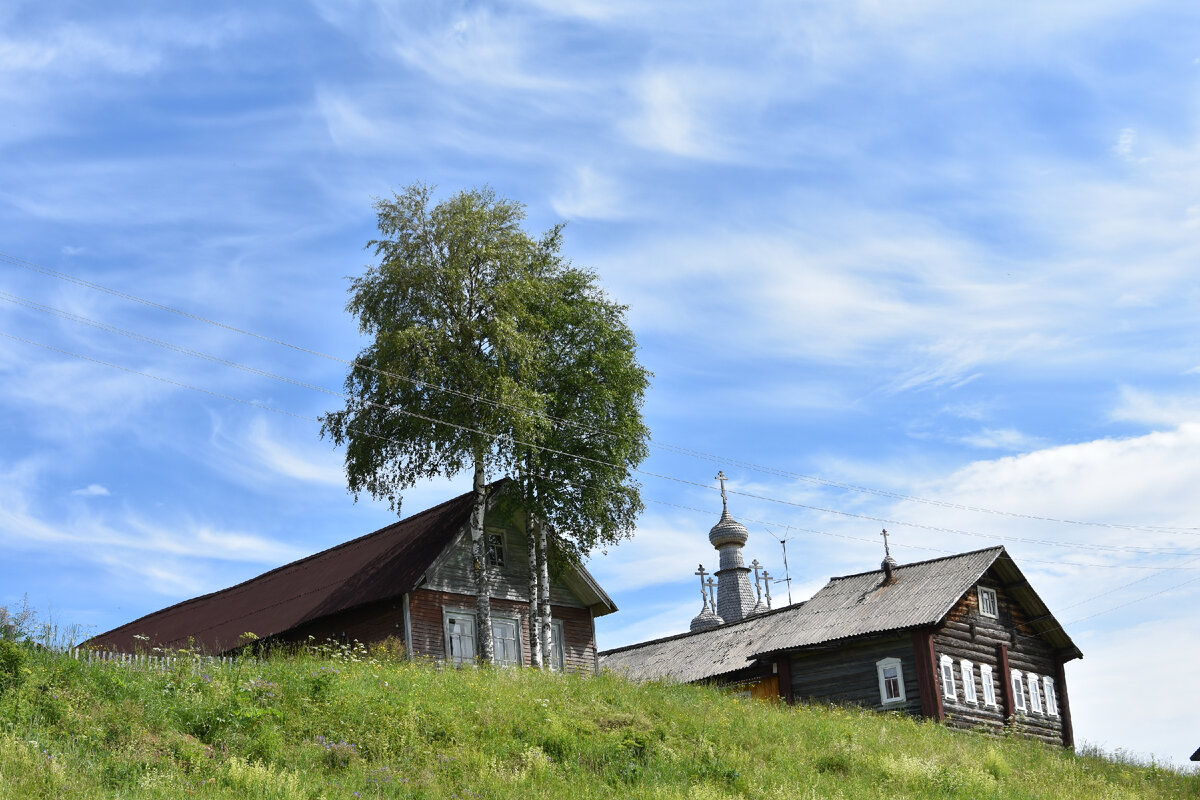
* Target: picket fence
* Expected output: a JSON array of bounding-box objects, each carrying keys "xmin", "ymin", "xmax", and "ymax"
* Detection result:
[{"xmin": 67, "ymin": 648, "xmax": 244, "ymax": 671}]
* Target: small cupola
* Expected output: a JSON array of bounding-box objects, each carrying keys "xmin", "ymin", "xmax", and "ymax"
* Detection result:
[
  {"xmin": 880, "ymin": 528, "xmax": 898, "ymax": 583},
  {"xmin": 690, "ymin": 564, "xmax": 725, "ymax": 631}
]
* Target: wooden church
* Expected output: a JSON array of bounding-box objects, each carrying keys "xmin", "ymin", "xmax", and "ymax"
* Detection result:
[{"xmin": 599, "ymin": 477, "xmax": 1082, "ymax": 747}]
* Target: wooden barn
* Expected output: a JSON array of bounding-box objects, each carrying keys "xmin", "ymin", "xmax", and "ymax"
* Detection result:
[
  {"xmin": 599, "ymin": 492, "xmax": 1082, "ymax": 747},
  {"xmin": 89, "ymin": 485, "xmax": 615, "ymax": 671}
]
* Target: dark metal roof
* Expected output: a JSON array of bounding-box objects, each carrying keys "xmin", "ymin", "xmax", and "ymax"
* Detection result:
[
  {"xmin": 600, "ymin": 546, "xmax": 1082, "ymax": 683},
  {"xmin": 89, "ymin": 488, "xmax": 479, "ymax": 654}
]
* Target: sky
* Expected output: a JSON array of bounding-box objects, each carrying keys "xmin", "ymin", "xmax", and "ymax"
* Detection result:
[{"xmin": 1, "ymin": 0, "xmax": 1198, "ymax": 768}]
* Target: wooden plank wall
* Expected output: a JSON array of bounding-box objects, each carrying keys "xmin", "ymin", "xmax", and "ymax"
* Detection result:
[
  {"xmin": 788, "ymin": 633, "xmax": 923, "ymax": 716},
  {"xmin": 932, "ymin": 573, "xmax": 1067, "ymax": 745},
  {"xmin": 423, "ymin": 524, "xmax": 585, "ymax": 608},
  {"xmin": 409, "ymin": 588, "xmax": 597, "ymax": 672}
]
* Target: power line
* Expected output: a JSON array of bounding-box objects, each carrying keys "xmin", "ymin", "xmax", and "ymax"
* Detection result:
[
  {"xmin": 3, "ymin": 310, "xmax": 1199, "ymax": 561},
  {"xmin": 5, "ymin": 249, "xmax": 1196, "ymax": 536}
]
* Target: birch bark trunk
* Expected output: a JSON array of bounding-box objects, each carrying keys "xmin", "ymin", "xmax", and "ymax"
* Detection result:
[
  {"xmin": 538, "ymin": 523, "xmax": 552, "ymax": 668},
  {"xmin": 527, "ymin": 516, "xmax": 543, "ymax": 668},
  {"xmin": 470, "ymin": 458, "xmax": 494, "ymax": 663}
]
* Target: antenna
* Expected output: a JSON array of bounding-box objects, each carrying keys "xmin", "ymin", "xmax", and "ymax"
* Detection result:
[{"xmin": 762, "ymin": 525, "xmax": 794, "ymax": 605}]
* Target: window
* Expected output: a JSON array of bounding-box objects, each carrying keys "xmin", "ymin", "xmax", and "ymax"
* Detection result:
[
  {"xmin": 961, "ymin": 660, "xmax": 977, "ymax": 704},
  {"xmin": 1027, "ymin": 673, "xmax": 1043, "ymax": 714},
  {"xmin": 445, "ymin": 613, "xmax": 476, "ymax": 665},
  {"xmin": 549, "ymin": 620, "xmax": 565, "ymax": 672},
  {"xmin": 980, "ymin": 664, "xmax": 998, "ymax": 707},
  {"xmin": 1011, "ymin": 669, "xmax": 1027, "ymax": 712},
  {"xmin": 978, "ymin": 586, "xmax": 999, "ymax": 618},
  {"xmin": 491, "ymin": 617, "xmax": 521, "ymax": 667},
  {"xmin": 939, "ymin": 655, "xmax": 957, "ymax": 702},
  {"xmin": 1043, "ymin": 676, "xmax": 1059, "ymax": 717},
  {"xmin": 486, "ymin": 530, "xmax": 506, "ymax": 568},
  {"xmin": 876, "ymin": 657, "xmax": 906, "ymax": 704}
]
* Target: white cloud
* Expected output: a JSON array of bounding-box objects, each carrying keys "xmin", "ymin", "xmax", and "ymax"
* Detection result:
[
  {"xmin": 71, "ymin": 484, "xmax": 110, "ymax": 497},
  {"xmin": 958, "ymin": 427, "xmax": 1040, "ymax": 451},
  {"xmin": 1072, "ymin": 614, "xmax": 1200, "ymax": 767},
  {"xmin": 1111, "ymin": 386, "xmax": 1200, "ymax": 428},
  {"xmin": 551, "ymin": 166, "xmax": 626, "ymax": 221},
  {"xmin": 623, "ymin": 69, "xmax": 740, "ymax": 160}
]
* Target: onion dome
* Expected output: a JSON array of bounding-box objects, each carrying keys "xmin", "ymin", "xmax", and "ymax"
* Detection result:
[
  {"xmin": 690, "ymin": 606, "xmax": 724, "ymax": 632},
  {"xmin": 708, "ymin": 508, "xmax": 749, "ymax": 548}
]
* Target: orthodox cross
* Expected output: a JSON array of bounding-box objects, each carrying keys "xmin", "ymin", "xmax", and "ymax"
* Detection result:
[
  {"xmin": 705, "ymin": 576, "xmax": 719, "ymax": 610},
  {"xmin": 881, "ymin": 528, "xmax": 892, "ymax": 559},
  {"xmin": 750, "ymin": 559, "xmax": 763, "ymax": 604},
  {"xmin": 715, "ymin": 470, "xmax": 729, "ymax": 512},
  {"xmin": 761, "ymin": 569, "xmax": 773, "ymax": 608},
  {"xmin": 695, "ymin": 564, "xmax": 710, "ymax": 608}
]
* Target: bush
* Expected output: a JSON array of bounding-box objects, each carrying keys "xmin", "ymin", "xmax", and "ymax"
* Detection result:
[{"xmin": 0, "ymin": 638, "xmax": 27, "ymax": 694}]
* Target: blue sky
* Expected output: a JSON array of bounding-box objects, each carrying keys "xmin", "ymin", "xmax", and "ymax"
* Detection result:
[{"xmin": 2, "ymin": 0, "xmax": 1199, "ymax": 766}]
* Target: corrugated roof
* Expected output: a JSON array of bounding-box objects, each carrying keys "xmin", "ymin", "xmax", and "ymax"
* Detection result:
[
  {"xmin": 752, "ymin": 547, "xmax": 1005, "ymax": 655},
  {"xmin": 600, "ymin": 546, "xmax": 1081, "ymax": 684},
  {"xmin": 600, "ymin": 604, "xmax": 799, "ymax": 683},
  {"xmin": 88, "ymin": 488, "xmax": 480, "ymax": 654}
]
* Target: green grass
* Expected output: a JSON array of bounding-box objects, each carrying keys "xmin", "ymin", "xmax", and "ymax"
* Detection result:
[{"xmin": 0, "ymin": 640, "xmax": 1194, "ymax": 799}]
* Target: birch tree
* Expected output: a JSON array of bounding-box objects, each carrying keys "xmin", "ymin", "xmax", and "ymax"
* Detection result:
[
  {"xmin": 320, "ymin": 183, "xmax": 552, "ymax": 664},
  {"xmin": 504, "ymin": 259, "xmax": 651, "ymax": 668}
]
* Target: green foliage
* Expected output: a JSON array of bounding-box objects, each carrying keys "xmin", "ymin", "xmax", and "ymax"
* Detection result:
[
  {"xmin": 0, "ymin": 646, "xmax": 1196, "ymax": 799},
  {"xmin": 0, "ymin": 639, "xmax": 27, "ymax": 694},
  {"xmin": 321, "ymin": 182, "xmax": 650, "ymax": 559}
]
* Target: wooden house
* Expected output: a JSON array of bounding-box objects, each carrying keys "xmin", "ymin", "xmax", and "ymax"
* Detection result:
[
  {"xmin": 89, "ymin": 485, "xmax": 615, "ymax": 671},
  {"xmin": 599, "ymin": 495, "xmax": 1082, "ymax": 747}
]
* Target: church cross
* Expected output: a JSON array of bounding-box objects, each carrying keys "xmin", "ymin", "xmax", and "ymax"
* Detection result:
[
  {"xmin": 881, "ymin": 528, "xmax": 891, "ymax": 559},
  {"xmin": 695, "ymin": 564, "xmax": 710, "ymax": 608},
  {"xmin": 751, "ymin": 559, "xmax": 763, "ymax": 603},
  {"xmin": 716, "ymin": 470, "xmax": 729, "ymax": 511}
]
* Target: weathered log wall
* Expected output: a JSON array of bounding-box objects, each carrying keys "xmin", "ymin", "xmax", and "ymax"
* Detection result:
[
  {"xmin": 932, "ymin": 572, "xmax": 1067, "ymax": 745},
  {"xmin": 788, "ymin": 633, "xmax": 923, "ymax": 716}
]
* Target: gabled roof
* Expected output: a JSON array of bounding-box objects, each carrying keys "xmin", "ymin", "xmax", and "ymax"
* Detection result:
[
  {"xmin": 89, "ymin": 483, "xmax": 618, "ymax": 655},
  {"xmin": 90, "ymin": 489, "xmax": 478, "ymax": 654},
  {"xmin": 600, "ymin": 546, "xmax": 1081, "ymax": 684}
]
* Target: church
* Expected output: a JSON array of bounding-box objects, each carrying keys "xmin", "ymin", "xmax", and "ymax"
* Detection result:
[{"xmin": 599, "ymin": 474, "xmax": 1082, "ymax": 748}]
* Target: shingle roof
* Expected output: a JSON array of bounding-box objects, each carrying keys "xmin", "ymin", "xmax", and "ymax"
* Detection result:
[
  {"xmin": 88, "ymin": 488, "xmax": 480, "ymax": 654},
  {"xmin": 600, "ymin": 546, "xmax": 1081, "ymax": 683}
]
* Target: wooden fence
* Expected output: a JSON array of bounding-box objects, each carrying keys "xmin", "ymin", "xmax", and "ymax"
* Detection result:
[{"xmin": 67, "ymin": 648, "xmax": 242, "ymax": 670}]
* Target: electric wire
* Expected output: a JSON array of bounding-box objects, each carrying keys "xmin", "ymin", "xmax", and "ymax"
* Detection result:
[
  {"xmin": 5, "ymin": 250, "xmax": 1196, "ymax": 536},
  {"xmin": 4, "ymin": 302, "xmax": 1199, "ymax": 559},
  {"xmin": 2, "ymin": 296, "xmax": 1199, "ymax": 560},
  {"xmin": 7, "ymin": 327, "xmax": 1200, "ymax": 641}
]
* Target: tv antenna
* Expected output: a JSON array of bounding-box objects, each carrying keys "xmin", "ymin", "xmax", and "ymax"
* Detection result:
[{"xmin": 761, "ymin": 524, "xmax": 794, "ymax": 606}]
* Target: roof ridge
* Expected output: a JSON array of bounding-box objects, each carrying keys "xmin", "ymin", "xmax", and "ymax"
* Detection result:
[{"xmin": 828, "ymin": 545, "xmax": 1004, "ymax": 582}]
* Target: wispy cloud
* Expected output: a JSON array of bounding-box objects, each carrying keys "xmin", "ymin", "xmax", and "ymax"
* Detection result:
[{"xmin": 71, "ymin": 484, "xmax": 110, "ymax": 497}]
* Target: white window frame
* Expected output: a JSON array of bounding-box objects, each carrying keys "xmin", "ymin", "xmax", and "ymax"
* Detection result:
[
  {"xmin": 939, "ymin": 654, "xmax": 957, "ymax": 703},
  {"xmin": 978, "ymin": 586, "xmax": 999, "ymax": 618},
  {"xmin": 1011, "ymin": 669, "xmax": 1027, "ymax": 713},
  {"xmin": 1027, "ymin": 672, "xmax": 1043, "ymax": 714},
  {"xmin": 443, "ymin": 609, "xmax": 477, "ymax": 665},
  {"xmin": 548, "ymin": 619, "xmax": 566, "ymax": 672},
  {"xmin": 1043, "ymin": 675, "xmax": 1059, "ymax": 717},
  {"xmin": 876, "ymin": 657, "xmax": 906, "ymax": 705},
  {"xmin": 490, "ymin": 614, "xmax": 523, "ymax": 667},
  {"xmin": 980, "ymin": 664, "xmax": 998, "ymax": 707},
  {"xmin": 960, "ymin": 659, "xmax": 977, "ymax": 704}
]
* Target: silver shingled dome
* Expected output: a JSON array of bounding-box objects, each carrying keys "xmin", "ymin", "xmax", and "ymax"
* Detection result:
[{"xmin": 708, "ymin": 507, "xmax": 749, "ymax": 548}]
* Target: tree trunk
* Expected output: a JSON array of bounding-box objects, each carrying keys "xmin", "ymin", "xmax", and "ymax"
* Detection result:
[
  {"xmin": 471, "ymin": 458, "xmax": 494, "ymax": 664},
  {"xmin": 538, "ymin": 523, "xmax": 552, "ymax": 668},
  {"xmin": 527, "ymin": 515, "xmax": 543, "ymax": 669}
]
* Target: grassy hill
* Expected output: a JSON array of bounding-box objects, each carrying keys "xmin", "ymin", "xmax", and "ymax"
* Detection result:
[{"xmin": 0, "ymin": 638, "xmax": 1194, "ymax": 799}]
